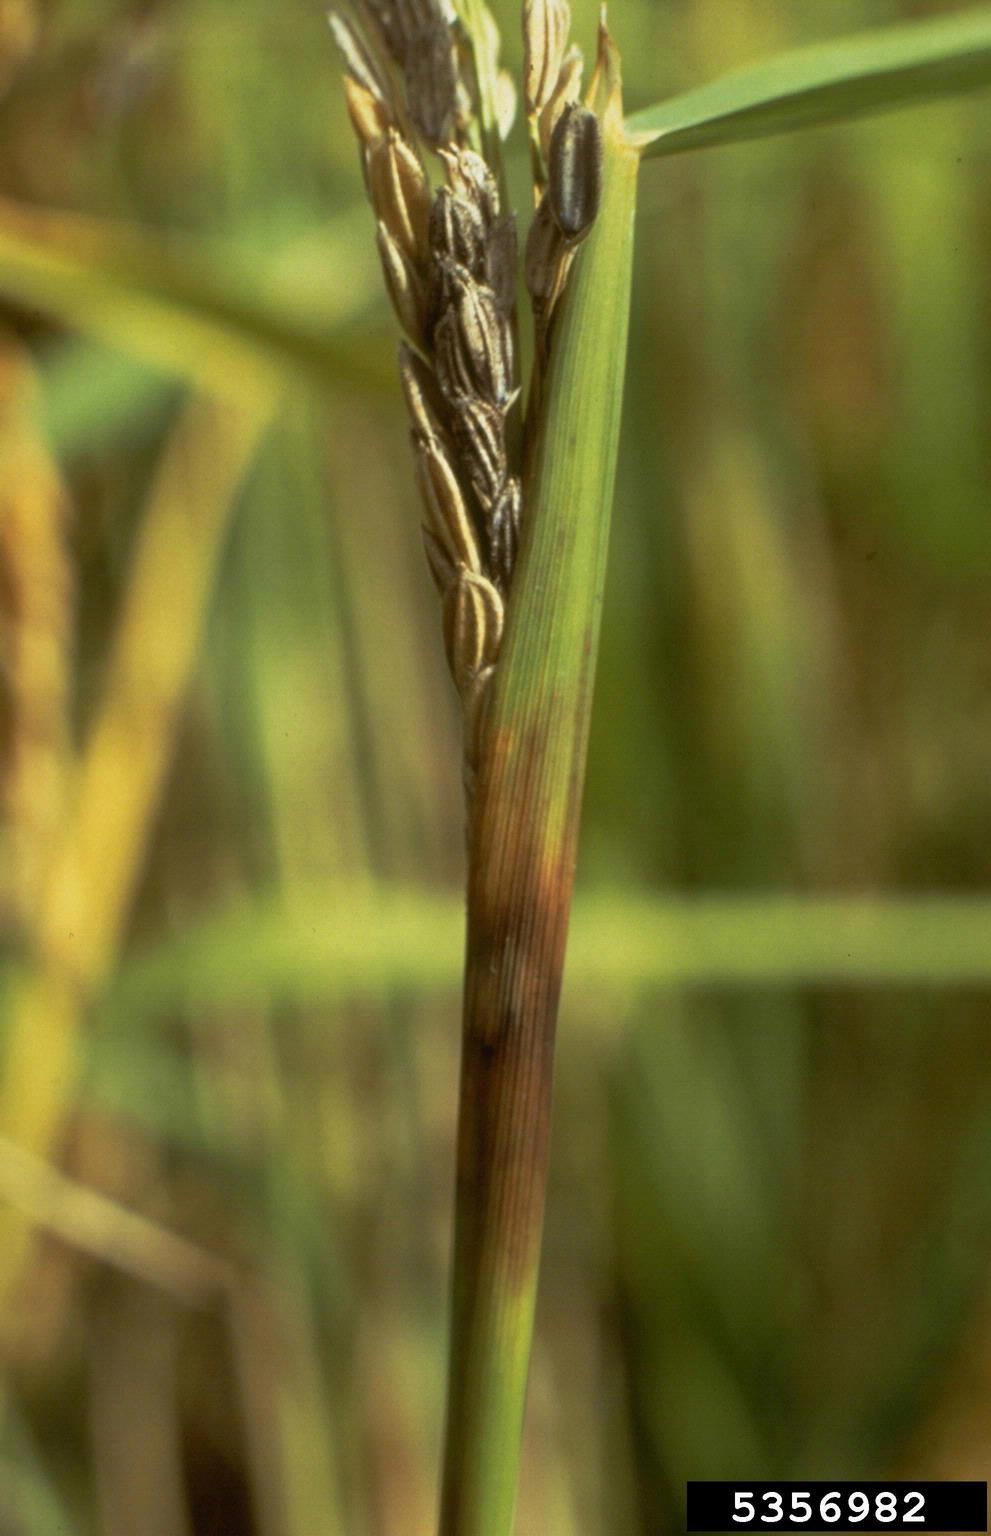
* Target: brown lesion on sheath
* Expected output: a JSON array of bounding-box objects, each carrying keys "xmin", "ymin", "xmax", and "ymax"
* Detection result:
[{"xmin": 452, "ymin": 717, "xmax": 581, "ymax": 1296}]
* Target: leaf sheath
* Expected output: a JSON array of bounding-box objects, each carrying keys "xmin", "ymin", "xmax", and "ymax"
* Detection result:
[{"xmin": 437, "ymin": 91, "xmax": 639, "ymax": 1536}]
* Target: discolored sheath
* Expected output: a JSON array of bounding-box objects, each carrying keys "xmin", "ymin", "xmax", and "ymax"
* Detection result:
[{"xmin": 438, "ymin": 30, "xmax": 638, "ymax": 1536}]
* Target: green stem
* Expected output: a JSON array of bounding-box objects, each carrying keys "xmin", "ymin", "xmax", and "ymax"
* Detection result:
[{"xmin": 437, "ymin": 78, "xmax": 640, "ymax": 1536}]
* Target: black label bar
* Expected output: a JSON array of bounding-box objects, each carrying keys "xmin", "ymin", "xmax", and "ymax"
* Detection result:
[{"xmin": 686, "ymin": 1481, "xmax": 988, "ymax": 1532}]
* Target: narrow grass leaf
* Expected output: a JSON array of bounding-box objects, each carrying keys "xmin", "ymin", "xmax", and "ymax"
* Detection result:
[
  {"xmin": 627, "ymin": 6, "xmax": 991, "ymax": 159},
  {"xmin": 0, "ymin": 395, "xmax": 271, "ymax": 1339},
  {"xmin": 0, "ymin": 198, "xmax": 389, "ymax": 396},
  {"xmin": 106, "ymin": 887, "xmax": 991, "ymax": 1018}
]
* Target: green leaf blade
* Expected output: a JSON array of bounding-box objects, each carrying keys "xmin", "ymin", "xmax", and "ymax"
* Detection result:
[{"xmin": 627, "ymin": 6, "xmax": 991, "ymax": 159}]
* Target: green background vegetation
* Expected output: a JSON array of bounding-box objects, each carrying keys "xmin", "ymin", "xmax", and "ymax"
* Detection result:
[{"xmin": 1, "ymin": 0, "xmax": 990, "ymax": 1532}]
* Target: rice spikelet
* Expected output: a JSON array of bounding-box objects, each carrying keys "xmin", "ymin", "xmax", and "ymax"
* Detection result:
[{"xmin": 329, "ymin": 0, "xmax": 602, "ymax": 799}]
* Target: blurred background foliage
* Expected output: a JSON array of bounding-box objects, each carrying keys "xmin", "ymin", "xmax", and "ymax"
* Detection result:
[{"xmin": 0, "ymin": 0, "xmax": 990, "ymax": 1532}]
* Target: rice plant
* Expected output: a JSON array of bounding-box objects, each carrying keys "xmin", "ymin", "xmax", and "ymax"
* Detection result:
[
  {"xmin": 327, "ymin": 3, "xmax": 991, "ymax": 1532},
  {"xmin": 0, "ymin": 1, "xmax": 989, "ymax": 1532}
]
